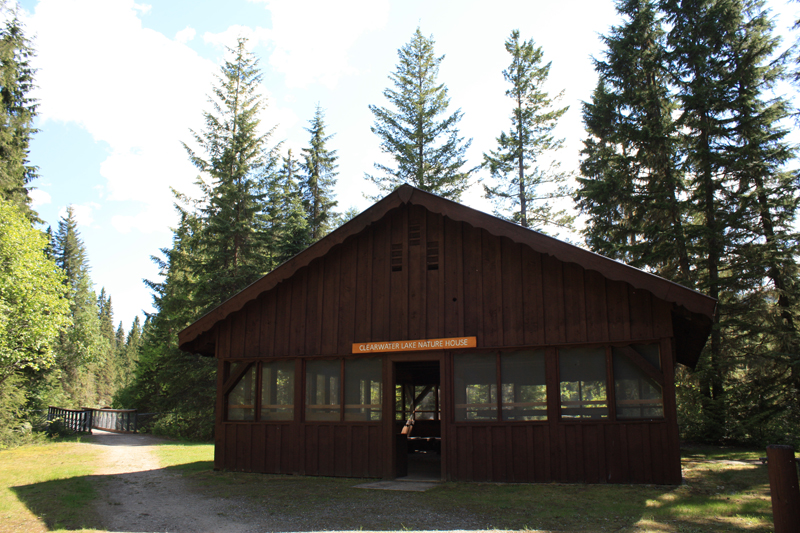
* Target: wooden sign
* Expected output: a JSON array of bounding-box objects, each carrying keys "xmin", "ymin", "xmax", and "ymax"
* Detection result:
[{"xmin": 352, "ymin": 336, "xmax": 477, "ymax": 354}]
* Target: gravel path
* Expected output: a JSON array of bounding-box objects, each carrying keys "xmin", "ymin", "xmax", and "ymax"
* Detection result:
[
  {"xmin": 88, "ymin": 431, "xmax": 507, "ymax": 533},
  {"xmin": 91, "ymin": 430, "xmax": 254, "ymax": 533}
]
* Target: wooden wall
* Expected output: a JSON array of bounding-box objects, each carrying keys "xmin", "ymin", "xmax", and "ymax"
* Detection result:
[
  {"xmin": 212, "ymin": 203, "xmax": 681, "ymax": 484},
  {"xmin": 214, "ymin": 203, "xmax": 674, "ymax": 359}
]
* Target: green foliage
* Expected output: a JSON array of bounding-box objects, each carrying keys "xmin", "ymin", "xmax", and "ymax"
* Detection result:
[
  {"xmin": 0, "ymin": 198, "xmax": 69, "ymax": 382},
  {"xmin": 183, "ymin": 37, "xmax": 279, "ymax": 313},
  {"xmin": 117, "ymin": 39, "xmax": 288, "ymax": 440},
  {"xmin": 483, "ymin": 30, "xmax": 573, "ymax": 231},
  {"xmin": 51, "ymin": 206, "xmax": 105, "ymax": 407},
  {"xmin": 301, "ymin": 104, "xmax": 338, "ymax": 241},
  {"xmin": 367, "ymin": 28, "xmax": 473, "ymax": 200},
  {"xmin": 579, "ymin": 0, "xmax": 799, "ymax": 445},
  {"xmin": 0, "ymin": 4, "xmax": 38, "ymax": 220},
  {"xmin": 272, "ymin": 149, "xmax": 310, "ymax": 264}
]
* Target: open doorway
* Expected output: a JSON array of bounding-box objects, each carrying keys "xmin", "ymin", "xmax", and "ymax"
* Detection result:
[{"xmin": 394, "ymin": 360, "xmax": 441, "ymax": 481}]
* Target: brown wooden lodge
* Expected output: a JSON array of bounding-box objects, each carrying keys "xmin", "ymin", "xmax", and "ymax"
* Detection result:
[{"xmin": 178, "ymin": 184, "xmax": 716, "ymax": 485}]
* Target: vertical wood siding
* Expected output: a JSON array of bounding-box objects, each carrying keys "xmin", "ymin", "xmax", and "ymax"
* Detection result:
[{"xmin": 214, "ymin": 204, "xmax": 682, "ymax": 483}]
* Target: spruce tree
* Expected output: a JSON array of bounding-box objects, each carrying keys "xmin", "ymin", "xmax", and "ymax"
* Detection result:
[
  {"xmin": 579, "ymin": 0, "xmax": 799, "ymax": 444},
  {"xmin": 483, "ymin": 30, "xmax": 573, "ymax": 231},
  {"xmin": 0, "ymin": 5, "xmax": 38, "ymax": 220},
  {"xmin": 301, "ymin": 104, "xmax": 338, "ymax": 241},
  {"xmin": 183, "ymin": 37, "xmax": 278, "ymax": 312},
  {"xmin": 578, "ymin": 0, "xmax": 691, "ymax": 283},
  {"xmin": 273, "ymin": 149, "xmax": 310, "ymax": 264},
  {"xmin": 367, "ymin": 28, "xmax": 473, "ymax": 200},
  {"xmin": 52, "ymin": 206, "xmax": 102, "ymax": 406}
]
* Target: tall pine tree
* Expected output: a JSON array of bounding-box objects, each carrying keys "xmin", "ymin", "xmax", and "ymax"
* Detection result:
[
  {"xmin": 367, "ymin": 28, "xmax": 473, "ymax": 200},
  {"xmin": 578, "ymin": 0, "xmax": 691, "ymax": 283},
  {"xmin": 483, "ymin": 30, "xmax": 573, "ymax": 231},
  {"xmin": 52, "ymin": 206, "xmax": 103, "ymax": 406},
  {"xmin": 301, "ymin": 105, "xmax": 338, "ymax": 241},
  {"xmin": 0, "ymin": 5, "xmax": 38, "ymax": 220},
  {"xmin": 183, "ymin": 37, "xmax": 278, "ymax": 312},
  {"xmin": 272, "ymin": 149, "xmax": 309, "ymax": 264},
  {"xmin": 579, "ymin": 0, "xmax": 799, "ymax": 444}
]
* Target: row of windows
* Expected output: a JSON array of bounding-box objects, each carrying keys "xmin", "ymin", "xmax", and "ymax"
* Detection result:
[
  {"xmin": 454, "ymin": 344, "xmax": 663, "ymax": 422},
  {"xmin": 228, "ymin": 359, "xmax": 383, "ymax": 422},
  {"xmin": 226, "ymin": 344, "xmax": 663, "ymax": 422}
]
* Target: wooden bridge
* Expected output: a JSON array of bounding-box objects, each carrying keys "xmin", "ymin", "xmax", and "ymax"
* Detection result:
[{"xmin": 47, "ymin": 407, "xmax": 138, "ymax": 434}]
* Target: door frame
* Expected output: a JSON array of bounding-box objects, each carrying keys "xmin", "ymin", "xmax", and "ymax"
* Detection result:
[{"xmin": 383, "ymin": 351, "xmax": 447, "ymax": 480}]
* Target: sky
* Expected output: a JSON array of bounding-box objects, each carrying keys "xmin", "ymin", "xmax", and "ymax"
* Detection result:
[{"xmin": 16, "ymin": 0, "xmax": 800, "ymax": 330}]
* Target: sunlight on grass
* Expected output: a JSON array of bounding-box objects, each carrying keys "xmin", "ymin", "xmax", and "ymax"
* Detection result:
[
  {"xmin": 0, "ymin": 438, "xmax": 102, "ymax": 532},
  {"xmin": 153, "ymin": 441, "xmax": 214, "ymax": 470}
]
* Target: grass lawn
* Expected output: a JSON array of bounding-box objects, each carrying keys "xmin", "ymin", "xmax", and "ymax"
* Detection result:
[
  {"xmin": 0, "ymin": 435, "xmax": 102, "ymax": 533},
  {"xmin": 1, "ymin": 437, "xmax": 778, "ymax": 532},
  {"xmin": 154, "ymin": 443, "xmax": 775, "ymax": 532}
]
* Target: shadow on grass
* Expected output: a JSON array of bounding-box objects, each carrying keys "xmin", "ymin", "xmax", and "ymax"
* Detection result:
[{"xmin": 10, "ymin": 458, "xmax": 773, "ymax": 532}]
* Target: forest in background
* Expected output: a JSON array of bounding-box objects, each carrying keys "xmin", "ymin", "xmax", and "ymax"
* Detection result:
[{"xmin": 1, "ymin": 0, "xmax": 798, "ymax": 448}]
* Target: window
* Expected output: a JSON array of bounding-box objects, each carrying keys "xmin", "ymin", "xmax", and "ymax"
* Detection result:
[
  {"xmin": 501, "ymin": 350, "xmax": 547, "ymax": 421},
  {"xmin": 613, "ymin": 344, "xmax": 663, "ymax": 419},
  {"xmin": 454, "ymin": 353, "xmax": 497, "ymax": 421},
  {"xmin": 305, "ymin": 358, "xmax": 383, "ymax": 422},
  {"xmin": 344, "ymin": 358, "xmax": 383, "ymax": 421},
  {"xmin": 227, "ymin": 363, "xmax": 256, "ymax": 421},
  {"xmin": 261, "ymin": 360, "xmax": 294, "ymax": 421},
  {"xmin": 305, "ymin": 360, "xmax": 341, "ymax": 421},
  {"xmin": 559, "ymin": 347, "xmax": 608, "ymax": 419}
]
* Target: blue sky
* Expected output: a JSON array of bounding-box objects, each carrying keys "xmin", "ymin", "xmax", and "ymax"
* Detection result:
[{"xmin": 17, "ymin": 0, "xmax": 799, "ymax": 331}]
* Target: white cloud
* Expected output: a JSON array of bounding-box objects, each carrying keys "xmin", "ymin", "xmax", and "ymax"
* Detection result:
[
  {"xmin": 29, "ymin": 188, "xmax": 51, "ymax": 207},
  {"xmin": 203, "ymin": 24, "xmax": 271, "ymax": 50},
  {"xmin": 174, "ymin": 26, "xmax": 196, "ymax": 44},
  {"xmin": 26, "ymin": 0, "xmax": 217, "ymax": 234},
  {"xmin": 246, "ymin": 0, "xmax": 389, "ymax": 88},
  {"xmin": 59, "ymin": 202, "xmax": 100, "ymax": 227}
]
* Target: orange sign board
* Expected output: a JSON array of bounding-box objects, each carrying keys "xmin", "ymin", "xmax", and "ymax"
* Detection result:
[{"xmin": 352, "ymin": 336, "xmax": 477, "ymax": 354}]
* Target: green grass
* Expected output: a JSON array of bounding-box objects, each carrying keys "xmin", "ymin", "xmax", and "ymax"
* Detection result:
[
  {"xmin": 150, "ymin": 444, "xmax": 775, "ymax": 532},
  {"xmin": 1, "ymin": 438, "xmax": 777, "ymax": 532},
  {"xmin": 0, "ymin": 435, "xmax": 103, "ymax": 532}
]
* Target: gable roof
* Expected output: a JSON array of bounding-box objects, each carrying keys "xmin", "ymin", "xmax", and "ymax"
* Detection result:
[{"xmin": 178, "ymin": 184, "xmax": 716, "ymax": 366}]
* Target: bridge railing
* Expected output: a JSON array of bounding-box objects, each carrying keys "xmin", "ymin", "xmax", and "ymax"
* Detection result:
[
  {"xmin": 47, "ymin": 407, "xmax": 138, "ymax": 434},
  {"xmin": 47, "ymin": 406, "xmax": 92, "ymax": 433}
]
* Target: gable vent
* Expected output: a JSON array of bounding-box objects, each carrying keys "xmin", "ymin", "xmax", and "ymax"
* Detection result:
[
  {"xmin": 427, "ymin": 241, "xmax": 439, "ymax": 270},
  {"xmin": 391, "ymin": 243, "xmax": 403, "ymax": 272},
  {"xmin": 409, "ymin": 223, "xmax": 421, "ymax": 246}
]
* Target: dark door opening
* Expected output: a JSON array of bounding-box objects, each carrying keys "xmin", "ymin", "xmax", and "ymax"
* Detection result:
[{"xmin": 394, "ymin": 360, "xmax": 441, "ymax": 481}]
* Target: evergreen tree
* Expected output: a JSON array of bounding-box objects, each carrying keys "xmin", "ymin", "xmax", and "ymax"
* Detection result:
[
  {"xmin": 115, "ymin": 211, "xmax": 216, "ymax": 439},
  {"xmin": 52, "ymin": 206, "xmax": 102, "ymax": 406},
  {"xmin": 0, "ymin": 4, "xmax": 38, "ymax": 220},
  {"xmin": 577, "ymin": 0, "xmax": 691, "ymax": 283},
  {"xmin": 273, "ymin": 149, "xmax": 310, "ymax": 264},
  {"xmin": 183, "ymin": 37, "xmax": 278, "ymax": 312},
  {"xmin": 95, "ymin": 289, "xmax": 117, "ymax": 405},
  {"xmin": 579, "ymin": 0, "xmax": 799, "ymax": 444},
  {"xmin": 483, "ymin": 30, "xmax": 573, "ymax": 231},
  {"xmin": 367, "ymin": 28, "xmax": 473, "ymax": 200},
  {"xmin": 301, "ymin": 104, "xmax": 338, "ymax": 241}
]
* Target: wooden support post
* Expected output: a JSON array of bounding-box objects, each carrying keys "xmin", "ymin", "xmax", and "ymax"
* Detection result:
[{"xmin": 767, "ymin": 445, "xmax": 800, "ymax": 533}]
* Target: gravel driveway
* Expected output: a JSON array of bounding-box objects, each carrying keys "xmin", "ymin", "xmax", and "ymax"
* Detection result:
[{"xmin": 89, "ymin": 430, "xmax": 510, "ymax": 533}]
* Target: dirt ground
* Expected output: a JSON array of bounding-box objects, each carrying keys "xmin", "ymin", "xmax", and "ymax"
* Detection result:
[
  {"xmin": 89, "ymin": 430, "xmax": 496, "ymax": 533},
  {"xmin": 91, "ymin": 430, "xmax": 257, "ymax": 533}
]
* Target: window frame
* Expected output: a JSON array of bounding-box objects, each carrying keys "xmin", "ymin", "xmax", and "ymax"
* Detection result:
[
  {"xmin": 450, "ymin": 341, "xmax": 666, "ymax": 425},
  {"xmin": 302, "ymin": 357, "xmax": 384, "ymax": 424},
  {"xmin": 224, "ymin": 359, "xmax": 297, "ymax": 424},
  {"xmin": 452, "ymin": 348, "xmax": 550, "ymax": 424}
]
